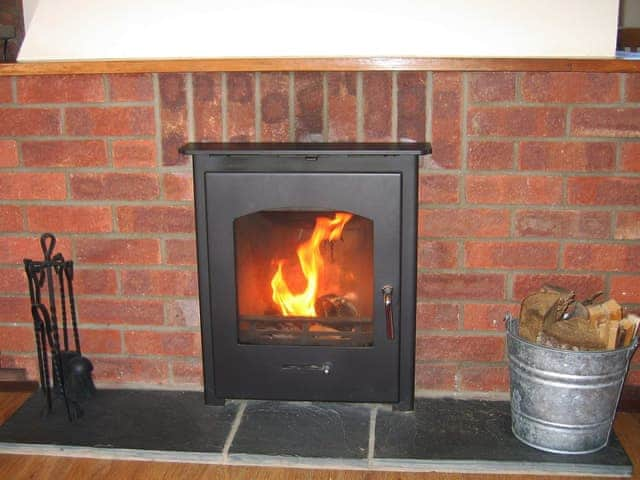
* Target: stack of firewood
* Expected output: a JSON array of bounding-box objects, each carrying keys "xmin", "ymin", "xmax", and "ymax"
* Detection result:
[{"xmin": 519, "ymin": 285, "xmax": 639, "ymax": 351}]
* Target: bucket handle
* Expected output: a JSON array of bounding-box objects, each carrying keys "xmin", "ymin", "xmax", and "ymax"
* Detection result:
[
  {"xmin": 504, "ymin": 312, "xmax": 516, "ymax": 333},
  {"xmin": 626, "ymin": 335, "xmax": 639, "ymax": 360}
]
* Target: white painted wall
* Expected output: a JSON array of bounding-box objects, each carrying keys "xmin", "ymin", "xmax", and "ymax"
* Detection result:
[
  {"xmin": 21, "ymin": 0, "xmax": 40, "ymax": 31},
  {"xmin": 18, "ymin": 0, "xmax": 620, "ymax": 61}
]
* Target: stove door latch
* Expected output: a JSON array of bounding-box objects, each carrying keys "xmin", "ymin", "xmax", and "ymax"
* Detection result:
[{"xmin": 382, "ymin": 285, "xmax": 395, "ymax": 340}]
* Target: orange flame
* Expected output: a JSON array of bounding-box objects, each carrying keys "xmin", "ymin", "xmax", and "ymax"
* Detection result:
[{"xmin": 270, "ymin": 212, "xmax": 353, "ymax": 316}]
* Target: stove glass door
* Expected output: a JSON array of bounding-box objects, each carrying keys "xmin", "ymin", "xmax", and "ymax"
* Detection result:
[{"xmin": 235, "ymin": 210, "xmax": 374, "ymax": 347}]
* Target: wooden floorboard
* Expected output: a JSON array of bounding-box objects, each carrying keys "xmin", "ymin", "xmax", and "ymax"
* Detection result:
[
  {"xmin": 0, "ymin": 391, "xmax": 636, "ymax": 480},
  {"xmin": 0, "ymin": 391, "xmax": 31, "ymax": 425}
]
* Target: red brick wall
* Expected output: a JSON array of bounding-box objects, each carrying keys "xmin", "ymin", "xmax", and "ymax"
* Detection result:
[{"xmin": 0, "ymin": 72, "xmax": 638, "ymax": 395}]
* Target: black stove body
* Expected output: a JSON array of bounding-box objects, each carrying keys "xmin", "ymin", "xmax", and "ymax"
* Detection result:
[{"xmin": 182, "ymin": 143, "xmax": 429, "ymax": 411}]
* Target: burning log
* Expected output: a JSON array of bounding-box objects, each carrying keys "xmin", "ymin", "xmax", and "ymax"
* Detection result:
[
  {"xmin": 315, "ymin": 293, "xmax": 358, "ymax": 318},
  {"xmin": 311, "ymin": 293, "xmax": 358, "ymax": 333}
]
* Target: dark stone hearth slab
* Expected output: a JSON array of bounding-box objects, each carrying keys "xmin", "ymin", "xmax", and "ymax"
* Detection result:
[
  {"xmin": 229, "ymin": 401, "xmax": 370, "ymax": 459},
  {"xmin": 374, "ymin": 398, "xmax": 631, "ymax": 475},
  {"xmin": 0, "ymin": 390, "xmax": 237, "ymax": 453},
  {"xmin": 0, "ymin": 391, "xmax": 632, "ymax": 476}
]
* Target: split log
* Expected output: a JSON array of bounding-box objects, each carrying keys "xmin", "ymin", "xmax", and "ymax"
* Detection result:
[
  {"xmin": 618, "ymin": 314, "xmax": 640, "ymax": 348},
  {"xmin": 543, "ymin": 316, "xmax": 607, "ymax": 351},
  {"xmin": 518, "ymin": 285, "xmax": 575, "ymax": 343},
  {"xmin": 588, "ymin": 299, "xmax": 623, "ymax": 348}
]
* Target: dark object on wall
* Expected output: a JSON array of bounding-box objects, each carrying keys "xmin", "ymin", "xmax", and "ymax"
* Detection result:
[
  {"xmin": 182, "ymin": 143, "xmax": 429, "ymax": 411},
  {"xmin": 0, "ymin": 0, "xmax": 24, "ymax": 62},
  {"xmin": 24, "ymin": 233, "xmax": 96, "ymax": 421},
  {"xmin": 617, "ymin": 28, "xmax": 640, "ymax": 52},
  {"xmin": 0, "ymin": 25, "xmax": 15, "ymax": 62}
]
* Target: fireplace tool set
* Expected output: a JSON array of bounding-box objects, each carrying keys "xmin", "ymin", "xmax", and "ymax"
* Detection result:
[{"xmin": 24, "ymin": 233, "xmax": 95, "ymax": 421}]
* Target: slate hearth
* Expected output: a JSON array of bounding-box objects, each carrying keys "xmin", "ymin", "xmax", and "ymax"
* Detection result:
[{"xmin": 0, "ymin": 390, "xmax": 632, "ymax": 476}]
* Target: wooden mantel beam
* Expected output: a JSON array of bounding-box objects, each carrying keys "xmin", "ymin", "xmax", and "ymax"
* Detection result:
[{"xmin": 0, "ymin": 57, "xmax": 639, "ymax": 76}]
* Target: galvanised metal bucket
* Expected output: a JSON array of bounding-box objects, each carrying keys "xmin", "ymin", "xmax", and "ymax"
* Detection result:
[{"xmin": 506, "ymin": 314, "xmax": 638, "ymax": 454}]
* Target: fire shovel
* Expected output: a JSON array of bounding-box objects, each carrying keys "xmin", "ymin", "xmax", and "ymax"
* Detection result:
[{"xmin": 59, "ymin": 258, "xmax": 96, "ymax": 403}]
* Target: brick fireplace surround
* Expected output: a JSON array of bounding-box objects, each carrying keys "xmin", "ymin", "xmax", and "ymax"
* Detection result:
[{"xmin": 0, "ymin": 71, "xmax": 638, "ymax": 397}]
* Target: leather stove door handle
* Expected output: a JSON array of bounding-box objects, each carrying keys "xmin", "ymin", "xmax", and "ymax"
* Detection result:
[{"xmin": 382, "ymin": 285, "xmax": 394, "ymax": 340}]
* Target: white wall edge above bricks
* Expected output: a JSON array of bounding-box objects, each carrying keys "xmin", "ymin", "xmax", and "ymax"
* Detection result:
[{"xmin": 18, "ymin": 0, "xmax": 619, "ymax": 61}]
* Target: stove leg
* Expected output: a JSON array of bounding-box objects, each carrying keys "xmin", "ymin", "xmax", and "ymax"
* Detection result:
[
  {"xmin": 204, "ymin": 388, "xmax": 226, "ymax": 406},
  {"xmin": 392, "ymin": 398, "xmax": 414, "ymax": 412}
]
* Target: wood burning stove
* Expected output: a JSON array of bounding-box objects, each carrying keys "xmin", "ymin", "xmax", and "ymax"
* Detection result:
[{"xmin": 181, "ymin": 143, "xmax": 430, "ymax": 410}]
